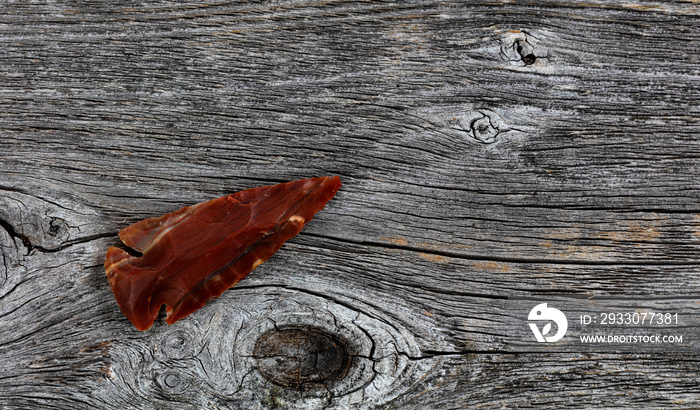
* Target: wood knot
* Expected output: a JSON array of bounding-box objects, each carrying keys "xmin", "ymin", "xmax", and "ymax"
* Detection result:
[
  {"xmin": 154, "ymin": 368, "xmax": 190, "ymax": 395},
  {"xmin": 253, "ymin": 326, "xmax": 351, "ymax": 389},
  {"xmin": 470, "ymin": 115, "xmax": 500, "ymax": 143},
  {"xmin": 447, "ymin": 109, "xmax": 521, "ymax": 144},
  {"xmin": 96, "ymin": 290, "xmax": 427, "ymax": 407},
  {"xmin": 499, "ymin": 30, "xmax": 544, "ymax": 67},
  {"xmin": 148, "ymin": 362, "xmax": 194, "ymax": 396},
  {"xmin": 155, "ymin": 327, "xmax": 199, "ymax": 361},
  {"xmin": 46, "ymin": 216, "xmax": 69, "ymax": 239}
]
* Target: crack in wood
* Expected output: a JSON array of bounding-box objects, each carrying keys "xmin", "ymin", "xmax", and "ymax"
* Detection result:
[
  {"xmin": 0, "ymin": 217, "xmax": 33, "ymax": 255},
  {"xmin": 303, "ymin": 232, "xmax": 700, "ymax": 266}
]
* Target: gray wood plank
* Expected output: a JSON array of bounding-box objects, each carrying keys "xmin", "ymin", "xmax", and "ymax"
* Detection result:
[{"xmin": 1, "ymin": 0, "xmax": 699, "ymax": 408}]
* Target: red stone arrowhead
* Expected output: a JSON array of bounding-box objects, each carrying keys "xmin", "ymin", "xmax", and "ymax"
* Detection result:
[{"xmin": 105, "ymin": 176, "xmax": 341, "ymax": 331}]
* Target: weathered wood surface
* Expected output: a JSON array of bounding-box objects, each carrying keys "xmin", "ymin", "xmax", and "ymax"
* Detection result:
[{"xmin": 2, "ymin": 0, "xmax": 700, "ymax": 408}]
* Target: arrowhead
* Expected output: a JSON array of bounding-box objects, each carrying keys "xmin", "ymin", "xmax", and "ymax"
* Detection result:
[{"xmin": 105, "ymin": 176, "xmax": 341, "ymax": 331}]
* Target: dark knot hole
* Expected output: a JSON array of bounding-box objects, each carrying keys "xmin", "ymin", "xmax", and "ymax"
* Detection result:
[
  {"xmin": 515, "ymin": 39, "xmax": 537, "ymax": 65},
  {"xmin": 253, "ymin": 326, "xmax": 352, "ymax": 389}
]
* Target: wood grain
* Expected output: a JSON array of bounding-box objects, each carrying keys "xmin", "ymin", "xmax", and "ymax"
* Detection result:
[{"xmin": 1, "ymin": 0, "xmax": 700, "ymax": 408}]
